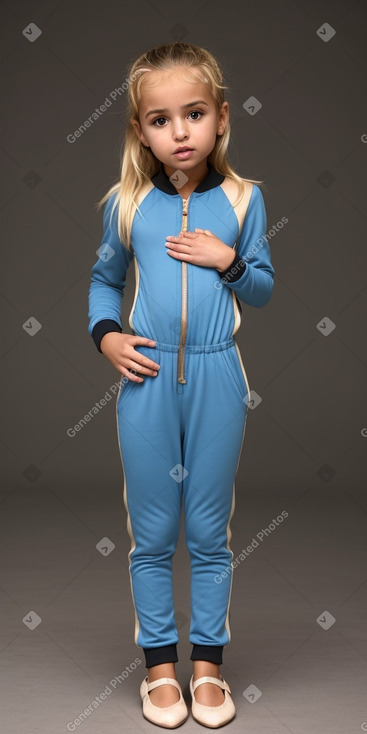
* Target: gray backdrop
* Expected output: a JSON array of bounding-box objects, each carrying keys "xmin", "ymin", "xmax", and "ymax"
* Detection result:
[{"xmin": 1, "ymin": 1, "xmax": 366, "ymax": 732}]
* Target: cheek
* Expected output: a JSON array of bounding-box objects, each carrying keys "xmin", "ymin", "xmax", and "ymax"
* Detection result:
[{"xmin": 146, "ymin": 130, "xmax": 166, "ymax": 150}]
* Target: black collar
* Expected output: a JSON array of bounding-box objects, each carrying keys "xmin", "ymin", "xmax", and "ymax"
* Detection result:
[{"xmin": 151, "ymin": 161, "xmax": 225, "ymax": 195}]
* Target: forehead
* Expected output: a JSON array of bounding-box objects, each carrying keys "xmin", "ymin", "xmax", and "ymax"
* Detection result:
[{"xmin": 138, "ymin": 67, "xmax": 213, "ymax": 109}]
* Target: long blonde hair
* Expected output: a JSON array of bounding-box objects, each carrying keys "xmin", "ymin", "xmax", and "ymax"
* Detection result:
[{"xmin": 96, "ymin": 41, "xmax": 263, "ymax": 252}]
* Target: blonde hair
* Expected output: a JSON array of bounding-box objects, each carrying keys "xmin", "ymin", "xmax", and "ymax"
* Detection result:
[{"xmin": 96, "ymin": 41, "xmax": 263, "ymax": 251}]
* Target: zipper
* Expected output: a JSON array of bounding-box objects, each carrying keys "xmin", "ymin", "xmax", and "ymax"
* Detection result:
[{"xmin": 177, "ymin": 195, "xmax": 191, "ymax": 383}]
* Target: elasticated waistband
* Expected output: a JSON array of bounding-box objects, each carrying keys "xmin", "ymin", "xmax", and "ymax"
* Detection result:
[{"xmin": 137, "ymin": 336, "xmax": 235, "ymax": 354}]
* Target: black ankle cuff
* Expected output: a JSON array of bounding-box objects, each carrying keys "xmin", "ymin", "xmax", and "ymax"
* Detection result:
[
  {"xmin": 143, "ymin": 644, "xmax": 178, "ymax": 668},
  {"xmin": 190, "ymin": 644, "xmax": 223, "ymax": 665}
]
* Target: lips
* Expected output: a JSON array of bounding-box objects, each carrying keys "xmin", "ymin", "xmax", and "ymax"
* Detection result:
[{"xmin": 174, "ymin": 147, "xmax": 193, "ymax": 153}]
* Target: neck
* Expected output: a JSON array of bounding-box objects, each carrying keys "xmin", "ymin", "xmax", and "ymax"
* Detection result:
[{"xmin": 162, "ymin": 159, "xmax": 210, "ymax": 189}]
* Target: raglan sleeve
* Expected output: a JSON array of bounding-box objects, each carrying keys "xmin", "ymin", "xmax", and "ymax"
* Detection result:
[
  {"xmin": 217, "ymin": 184, "xmax": 275, "ymax": 307},
  {"xmin": 88, "ymin": 192, "xmax": 134, "ymax": 353}
]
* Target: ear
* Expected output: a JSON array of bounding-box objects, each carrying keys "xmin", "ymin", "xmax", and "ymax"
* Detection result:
[
  {"xmin": 217, "ymin": 101, "xmax": 229, "ymax": 136},
  {"xmin": 130, "ymin": 118, "xmax": 150, "ymax": 147}
]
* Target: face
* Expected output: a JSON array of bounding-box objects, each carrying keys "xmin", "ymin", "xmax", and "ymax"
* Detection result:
[{"xmin": 131, "ymin": 67, "xmax": 229, "ymax": 177}]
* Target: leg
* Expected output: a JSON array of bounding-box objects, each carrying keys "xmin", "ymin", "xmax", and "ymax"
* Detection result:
[
  {"xmin": 182, "ymin": 344, "xmax": 249, "ymax": 704},
  {"xmin": 116, "ymin": 347, "xmax": 183, "ymax": 670}
]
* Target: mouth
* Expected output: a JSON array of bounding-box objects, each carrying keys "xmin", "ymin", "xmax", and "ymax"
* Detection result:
[{"xmin": 173, "ymin": 147, "xmax": 194, "ymax": 159}]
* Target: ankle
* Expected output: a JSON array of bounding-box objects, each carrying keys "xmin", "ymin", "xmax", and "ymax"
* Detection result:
[
  {"xmin": 193, "ymin": 660, "xmax": 221, "ymax": 680},
  {"xmin": 147, "ymin": 662, "xmax": 177, "ymax": 682}
]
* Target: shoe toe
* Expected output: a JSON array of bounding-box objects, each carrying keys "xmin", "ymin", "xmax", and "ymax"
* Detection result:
[
  {"xmin": 190, "ymin": 675, "xmax": 236, "ymax": 728},
  {"xmin": 192, "ymin": 697, "xmax": 235, "ymax": 727},
  {"xmin": 140, "ymin": 676, "xmax": 188, "ymax": 728},
  {"xmin": 144, "ymin": 702, "xmax": 188, "ymax": 728}
]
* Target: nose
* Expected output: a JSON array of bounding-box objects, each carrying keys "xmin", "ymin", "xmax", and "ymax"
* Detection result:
[{"xmin": 172, "ymin": 116, "xmax": 189, "ymax": 141}]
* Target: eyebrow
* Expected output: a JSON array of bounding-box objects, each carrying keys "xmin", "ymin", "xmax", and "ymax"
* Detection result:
[{"xmin": 145, "ymin": 100, "xmax": 209, "ymax": 119}]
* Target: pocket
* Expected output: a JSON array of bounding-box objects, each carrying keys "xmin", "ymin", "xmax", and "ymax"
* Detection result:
[
  {"xmin": 220, "ymin": 346, "xmax": 249, "ymax": 404},
  {"xmin": 116, "ymin": 345, "xmax": 154, "ymax": 404},
  {"xmin": 116, "ymin": 372, "xmax": 136, "ymax": 403}
]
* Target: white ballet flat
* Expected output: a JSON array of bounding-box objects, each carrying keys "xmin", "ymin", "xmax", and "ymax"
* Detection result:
[
  {"xmin": 189, "ymin": 674, "xmax": 236, "ymax": 728},
  {"xmin": 140, "ymin": 675, "xmax": 189, "ymax": 728}
]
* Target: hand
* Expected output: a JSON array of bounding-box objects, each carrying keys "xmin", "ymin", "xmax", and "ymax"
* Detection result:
[
  {"xmin": 100, "ymin": 333, "xmax": 160, "ymax": 382},
  {"xmin": 165, "ymin": 228, "xmax": 236, "ymax": 271}
]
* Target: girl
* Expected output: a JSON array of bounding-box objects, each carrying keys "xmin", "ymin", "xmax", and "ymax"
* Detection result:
[{"xmin": 88, "ymin": 41, "xmax": 275, "ymax": 729}]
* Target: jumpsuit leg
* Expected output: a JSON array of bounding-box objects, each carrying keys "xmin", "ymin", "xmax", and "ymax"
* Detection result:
[
  {"xmin": 181, "ymin": 342, "xmax": 249, "ymax": 665},
  {"xmin": 116, "ymin": 345, "xmax": 184, "ymax": 669}
]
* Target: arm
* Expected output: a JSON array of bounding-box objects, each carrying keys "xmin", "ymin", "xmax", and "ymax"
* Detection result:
[
  {"xmin": 88, "ymin": 192, "xmax": 134, "ymax": 352},
  {"xmin": 217, "ymin": 185, "xmax": 275, "ymax": 308}
]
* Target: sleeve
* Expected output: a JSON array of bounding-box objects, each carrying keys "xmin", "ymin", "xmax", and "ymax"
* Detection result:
[
  {"xmin": 88, "ymin": 192, "xmax": 134, "ymax": 353},
  {"xmin": 217, "ymin": 184, "xmax": 275, "ymax": 308}
]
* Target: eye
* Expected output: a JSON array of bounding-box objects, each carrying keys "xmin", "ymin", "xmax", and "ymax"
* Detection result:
[
  {"xmin": 152, "ymin": 110, "xmax": 204, "ymax": 126},
  {"xmin": 152, "ymin": 117, "xmax": 167, "ymax": 126},
  {"xmin": 188, "ymin": 110, "xmax": 203, "ymax": 120}
]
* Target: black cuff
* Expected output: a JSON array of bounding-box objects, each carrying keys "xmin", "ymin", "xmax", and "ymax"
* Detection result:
[
  {"xmin": 190, "ymin": 645, "xmax": 223, "ymax": 665},
  {"xmin": 218, "ymin": 250, "xmax": 246, "ymax": 283},
  {"xmin": 91, "ymin": 319, "xmax": 122, "ymax": 353},
  {"xmin": 143, "ymin": 644, "xmax": 178, "ymax": 668}
]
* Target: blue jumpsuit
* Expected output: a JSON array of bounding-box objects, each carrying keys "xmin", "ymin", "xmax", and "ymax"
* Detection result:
[{"xmin": 88, "ymin": 162, "xmax": 275, "ymax": 668}]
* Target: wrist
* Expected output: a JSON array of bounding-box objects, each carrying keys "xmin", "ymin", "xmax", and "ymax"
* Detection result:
[
  {"xmin": 92, "ymin": 319, "xmax": 122, "ymax": 353},
  {"xmin": 217, "ymin": 247, "xmax": 236, "ymax": 273},
  {"xmin": 100, "ymin": 330, "xmax": 121, "ymax": 350}
]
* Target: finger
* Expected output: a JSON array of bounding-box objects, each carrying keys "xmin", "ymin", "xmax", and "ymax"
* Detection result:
[
  {"xmin": 194, "ymin": 228, "xmax": 212, "ymax": 236},
  {"xmin": 166, "ymin": 232, "xmax": 196, "ymax": 242},
  {"xmin": 133, "ymin": 336, "xmax": 156, "ymax": 345},
  {"xmin": 128, "ymin": 354, "xmax": 160, "ymax": 372},
  {"xmin": 165, "ymin": 235, "xmax": 183, "ymax": 243},
  {"xmin": 124, "ymin": 362, "xmax": 158, "ymax": 381},
  {"xmin": 120, "ymin": 366, "xmax": 144, "ymax": 383},
  {"xmin": 166, "ymin": 243, "xmax": 191, "ymax": 256},
  {"xmin": 166, "ymin": 248, "xmax": 191, "ymax": 257},
  {"xmin": 167, "ymin": 251, "xmax": 195, "ymax": 264}
]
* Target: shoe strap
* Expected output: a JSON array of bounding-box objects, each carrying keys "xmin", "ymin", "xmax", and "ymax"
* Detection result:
[
  {"xmin": 147, "ymin": 676, "xmax": 181, "ymax": 693},
  {"xmin": 192, "ymin": 675, "xmax": 231, "ymax": 694}
]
